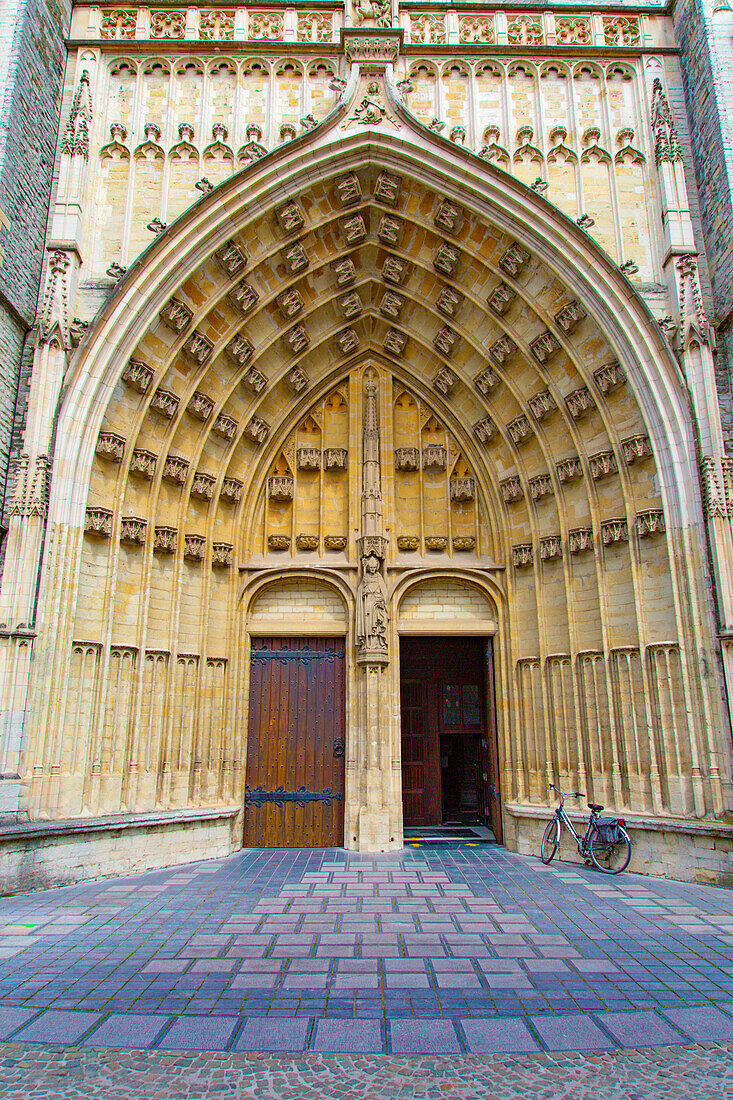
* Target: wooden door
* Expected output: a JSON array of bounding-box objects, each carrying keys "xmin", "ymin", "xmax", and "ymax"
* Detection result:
[
  {"xmin": 482, "ymin": 638, "xmax": 503, "ymax": 842},
  {"xmin": 244, "ymin": 636, "xmax": 345, "ymax": 847},
  {"xmin": 401, "ymin": 676, "xmax": 441, "ymax": 825}
]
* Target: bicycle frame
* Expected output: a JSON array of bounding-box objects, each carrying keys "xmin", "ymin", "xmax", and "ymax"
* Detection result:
[{"xmin": 549, "ymin": 785, "xmax": 599, "ymax": 855}]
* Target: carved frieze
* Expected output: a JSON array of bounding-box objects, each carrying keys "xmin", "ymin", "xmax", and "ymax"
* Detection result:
[
  {"xmin": 187, "ymin": 391, "xmax": 214, "ymax": 421},
  {"xmin": 507, "ymin": 415, "xmax": 532, "ymax": 446},
  {"xmin": 129, "ymin": 449, "xmax": 156, "ymax": 479},
  {"xmin": 601, "ymin": 518, "xmax": 629, "ymax": 545},
  {"xmin": 397, "ymin": 535, "xmax": 420, "ymax": 551},
  {"xmin": 433, "ymin": 366, "xmax": 457, "ymax": 396},
  {"xmin": 380, "ymin": 290, "xmax": 405, "ymax": 318},
  {"xmin": 474, "ymin": 366, "xmax": 499, "ymax": 396},
  {"xmin": 556, "ymin": 456, "xmax": 583, "ymax": 483},
  {"xmin": 622, "ymin": 435, "xmax": 653, "ymax": 464},
  {"xmin": 85, "ymin": 507, "xmax": 113, "ymax": 537},
  {"xmin": 244, "ymin": 415, "xmax": 270, "ymax": 444},
  {"xmin": 229, "ymin": 280, "xmax": 259, "ymax": 315},
  {"xmin": 500, "ymin": 476, "xmax": 523, "ymax": 504},
  {"xmin": 384, "ymin": 329, "xmax": 407, "ymax": 355},
  {"xmin": 184, "ymin": 534, "xmax": 206, "ymax": 561},
  {"xmin": 182, "ymin": 331, "xmax": 213, "ymax": 365},
  {"xmin": 422, "ymin": 444, "xmax": 446, "ymax": 469},
  {"xmin": 499, "ymin": 242, "xmax": 531, "ymax": 278},
  {"xmin": 473, "ymin": 415, "xmax": 497, "ymax": 444},
  {"xmin": 340, "ymin": 213, "xmax": 367, "ymax": 245},
  {"xmin": 296, "ymin": 534, "xmax": 319, "ymax": 551},
  {"xmin": 325, "ymin": 448, "xmax": 348, "ymax": 469},
  {"xmin": 487, "ymin": 283, "xmax": 516, "ymax": 315},
  {"xmin": 374, "ymin": 170, "xmax": 402, "ymax": 205},
  {"xmin": 276, "ymin": 288, "xmax": 304, "ymax": 319},
  {"xmin": 540, "ymin": 535, "xmax": 562, "ymax": 561},
  {"xmin": 436, "ymin": 287, "xmax": 464, "ymax": 318},
  {"xmin": 335, "ymin": 328, "xmax": 359, "ymax": 354},
  {"xmin": 154, "ymin": 526, "xmax": 177, "ymax": 553},
  {"xmin": 335, "ymin": 172, "xmax": 362, "ymax": 206},
  {"xmin": 434, "ymin": 200, "xmax": 463, "ymax": 234},
  {"xmin": 589, "ymin": 450, "xmax": 618, "ymax": 480},
  {"xmin": 226, "ymin": 334, "xmax": 254, "ymax": 367},
  {"xmin": 433, "ymin": 327, "xmax": 459, "ymax": 358},
  {"xmin": 122, "ymin": 358, "xmax": 153, "ymax": 394},
  {"xmin": 120, "ymin": 516, "xmax": 147, "ymax": 545},
  {"xmin": 453, "ymin": 536, "xmax": 476, "ymax": 551},
  {"xmin": 212, "ymin": 542, "xmax": 234, "ymax": 567},
  {"xmin": 331, "ymin": 258, "xmax": 356, "ymax": 286},
  {"xmin": 425, "ymin": 536, "xmax": 448, "ymax": 551},
  {"xmin": 221, "ymin": 476, "xmax": 243, "ymax": 503},
  {"xmin": 297, "ymin": 446, "xmax": 321, "ymax": 470},
  {"xmin": 528, "ymin": 390, "xmax": 558, "ymax": 421},
  {"xmin": 636, "ymin": 509, "xmax": 665, "ymax": 537},
  {"xmin": 268, "ymin": 475, "xmax": 294, "ymax": 500},
  {"xmin": 324, "ymin": 535, "xmax": 347, "ymax": 551},
  {"xmin": 489, "ymin": 334, "xmax": 517, "ymax": 366},
  {"xmin": 555, "ymin": 300, "xmax": 587, "ymax": 333},
  {"xmin": 594, "ymin": 361, "xmax": 626, "ymax": 394},
  {"xmin": 150, "ymin": 387, "xmax": 179, "ymax": 419},
  {"xmin": 159, "ymin": 297, "xmax": 193, "ymax": 334},
  {"xmin": 163, "ymin": 456, "xmax": 190, "ymax": 485},
  {"xmin": 191, "ymin": 472, "xmax": 216, "ymax": 500},
  {"xmin": 268, "ymin": 534, "xmax": 291, "ymax": 550},
  {"xmin": 242, "ymin": 365, "xmax": 267, "ymax": 394},
  {"xmin": 394, "ymin": 447, "xmax": 420, "ymax": 471},
  {"xmin": 285, "ymin": 366, "xmax": 309, "ymax": 394},
  {"xmin": 566, "ymin": 387, "xmax": 595, "ymax": 420},
  {"xmin": 569, "ymin": 527, "xmax": 594, "ymax": 554},
  {"xmin": 529, "ymin": 474, "xmax": 553, "ymax": 501},
  {"xmin": 450, "ymin": 476, "xmax": 475, "ymax": 502},
  {"xmin": 340, "ymin": 291, "xmax": 362, "ymax": 318},
  {"xmin": 530, "ymin": 331, "xmax": 561, "ymax": 364},
  {"xmin": 213, "ymin": 413, "xmax": 238, "ymax": 441},
  {"xmin": 282, "ymin": 243, "xmax": 309, "ymax": 274},
  {"xmin": 512, "ymin": 543, "xmax": 533, "ymax": 568},
  {"xmin": 433, "ymin": 243, "xmax": 461, "ymax": 276},
  {"xmin": 275, "ymin": 200, "xmax": 304, "ymax": 234},
  {"xmin": 215, "ymin": 240, "xmax": 248, "ymax": 278},
  {"xmin": 96, "ymin": 432, "xmax": 125, "ymax": 462},
  {"xmin": 283, "ymin": 324, "xmax": 309, "ymax": 356}
]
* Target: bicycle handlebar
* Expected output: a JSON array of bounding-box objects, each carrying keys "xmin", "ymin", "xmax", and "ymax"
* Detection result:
[{"xmin": 549, "ymin": 785, "xmax": 585, "ymax": 799}]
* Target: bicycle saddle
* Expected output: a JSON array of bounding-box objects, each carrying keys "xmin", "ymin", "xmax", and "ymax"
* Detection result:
[{"xmin": 588, "ymin": 803, "xmax": 604, "ymax": 812}]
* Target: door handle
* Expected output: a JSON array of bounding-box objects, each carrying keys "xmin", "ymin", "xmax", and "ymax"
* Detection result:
[{"xmin": 333, "ymin": 737, "xmax": 345, "ymax": 757}]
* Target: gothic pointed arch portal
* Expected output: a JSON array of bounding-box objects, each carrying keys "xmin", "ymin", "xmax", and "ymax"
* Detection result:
[{"xmin": 7, "ymin": 68, "xmax": 730, "ymax": 864}]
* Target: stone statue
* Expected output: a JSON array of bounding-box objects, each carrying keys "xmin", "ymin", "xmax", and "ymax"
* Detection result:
[
  {"xmin": 356, "ymin": 553, "xmax": 389, "ymax": 658},
  {"xmin": 353, "ymin": 0, "xmax": 391, "ymax": 28},
  {"xmin": 351, "ymin": 82, "xmax": 388, "ymax": 126}
]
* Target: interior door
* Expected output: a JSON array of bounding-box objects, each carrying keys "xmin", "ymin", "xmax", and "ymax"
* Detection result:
[
  {"xmin": 244, "ymin": 636, "xmax": 345, "ymax": 847},
  {"xmin": 400, "ymin": 675, "xmax": 441, "ymax": 825}
]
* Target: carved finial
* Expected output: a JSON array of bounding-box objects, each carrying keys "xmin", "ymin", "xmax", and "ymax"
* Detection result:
[{"xmin": 652, "ymin": 79, "xmax": 683, "ymax": 164}]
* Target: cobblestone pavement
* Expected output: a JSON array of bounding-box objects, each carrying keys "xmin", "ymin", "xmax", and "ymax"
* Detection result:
[{"xmin": 3, "ymin": 842, "xmax": 733, "ymax": 1057}]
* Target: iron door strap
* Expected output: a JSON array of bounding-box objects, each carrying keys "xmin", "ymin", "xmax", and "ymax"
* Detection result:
[
  {"xmin": 245, "ymin": 785, "xmax": 343, "ymax": 807},
  {"xmin": 250, "ymin": 647, "xmax": 341, "ymax": 664}
]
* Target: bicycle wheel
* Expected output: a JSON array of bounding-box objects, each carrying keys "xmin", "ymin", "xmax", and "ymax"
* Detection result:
[
  {"xmin": 540, "ymin": 818, "xmax": 560, "ymax": 864},
  {"xmin": 588, "ymin": 826, "xmax": 631, "ymax": 874}
]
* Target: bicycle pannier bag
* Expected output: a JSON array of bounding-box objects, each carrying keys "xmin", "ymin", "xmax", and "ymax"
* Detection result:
[{"xmin": 594, "ymin": 818, "xmax": 624, "ymax": 846}]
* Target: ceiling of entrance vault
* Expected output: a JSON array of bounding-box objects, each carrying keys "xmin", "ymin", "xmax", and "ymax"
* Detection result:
[{"xmin": 90, "ymin": 163, "xmax": 663, "ymax": 565}]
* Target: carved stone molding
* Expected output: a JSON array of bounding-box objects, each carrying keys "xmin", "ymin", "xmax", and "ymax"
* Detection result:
[
  {"xmin": 150, "ymin": 387, "xmax": 179, "ymax": 418},
  {"xmin": 500, "ymin": 475, "xmax": 524, "ymax": 503},
  {"xmin": 601, "ymin": 517, "xmax": 628, "ymax": 545},
  {"xmin": 450, "ymin": 476, "xmax": 475, "ymax": 502},
  {"xmin": 556, "ymin": 456, "xmax": 583, "ymax": 482},
  {"xmin": 453, "ymin": 536, "xmax": 476, "ymax": 551},
  {"xmin": 340, "ymin": 291, "xmax": 362, "ymax": 318},
  {"xmin": 343, "ymin": 35, "xmax": 399, "ymax": 63},
  {"xmin": 380, "ymin": 290, "xmax": 405, "ymax": 318},
  {"xmin": 275, "ymin": 200, "xmax": 304, "ymax": 234},
  {"xmin": 325, "ymin": 447, "xmax": 348, "ymax": 469},
  {"xmin": 244, "ymin": 415, "xmax": 270, "ymax": 444},
  {"xmin": 489, "ymin": 334, "xmax": 517, "ymax": 366},
  {"xmin": 397, "ymin": 535, "xmax": 420, "ymax": 551},
  {"xmin": 154, "ymin": 525, "xmax": 177, "ymax": 553},
  {"xmin": 226, "ymin": 334, "xmax": 254, "ymax": 367},
  {"xmin": 268, "ymin": 534, "xmax": 291, "ymax": 550},
  {"xmin": 215, "ymin": 240, "xmax": 248, "ymax": 278},
  {"xmin": 120, "ymin": 516, "xmax": 147, "ymax": 545},
  {"xmin": 212, "ymin": 542, "xmax": 234, "ymax": 567},
  {"xmin": 487, "ymin": 283, "xmax": 516, "ymax": 315},
  {"xmin": 242, "ymin": 365, "xmax": 267, "ymax": 394},
  {"xmin": 122, "ymin": 358, "xmax": 153, "ymax": 394},
  {"xmin": 129, "ymin": 449, "xmax": 157, "ymax": 479},
  {"xmin": 555, "ymin": 300, "xmax": 587, "ymax": 333},
  {"xmin": 221, "ymin": 476, "xmax": 243, "ymax": 503},
  {"xmin": 187, "ymin": 391, "xmax": 214, "ymax": 421},
  {"xmin": 540, "ymin": 535, "xmax": 562, "ymax": 561},
  {"xmin": 331, "ymin": 258, "xmax": 356, "ymax": 286},
  {"xmin": 530, "ymin": 331, "xmax": 561, "ymax": 364},
  {"xmin": 191, "ymin": 472, "xmax": 216, "ymax": 500},
  {"xmin": 569, "ymin": 527, "xmax": 594, "ymax": 554},
  {"xmin": 335, "ymin": 328, "xmax": 359, "ymax": 355},
  {"xmin": 529, "ymin": 474, "xmax": 553, "ymax": 501},
  {"xmin": 436, "ymin": 287, "xmax": 464, "ymax": 317},
  {"xmin": 229, "ymin": 280, "xmax": 259, "ymax": 315},
  {"xmin": 434, "ymin": 327, "xmax": 459, "ymax": 358},
  {"xmin": 213, "ymin": 413, "xmax": 238, "ymax": 441},
  {"xmin": 622, "ymin": 435, "xmax": 653, "ymax": 464},
  {"xmin": 340, "ymin": 213, "xmax": 367, "ymax": 244},
  {"xmin": 434, "ymin": 200, "xmax": 463, "ymax": 234},
  {"xmin": 285, "ymin": 365, "xmax": 309, "ymax": 394},
  {"xmin": 433, "ymin": 243, "xmax": 461, "ymax": 276},
  {"xmin": 85, "ymin": 507, "xmax": 113, "ymax": 537},
  {"xmin": 566, "ymin": 387, "xmax": 595, "ymax": 420},
  {"xmin": 163, "ymin": 456, "xmax": 190, "ymax": 485},
  {"xmin": 528, "ymin": 390, "xmax": 557, "ymax": 420},
  {"xmin": 159, "ymin": 297, "xmax": 192, "ymax": 334},
  {"xmin": 594, "ymin": 361, "xmax": 626, "ymax": 394},
  {"xmin": 184, "ymin": 534, "xmax": 206, "ymax": 561},
  {"xmin": 384, "ymin": 329, "xmax": 407, "ymax": 355},
  {"xmin": 96, "ymin": 432, "xmax": 125, "ymax": 462},
  {"xmin": 282, "ymin": 243, "xmax": 309, "ymax": 274},
  {"xmin": 324, "ymin": 535, "xmax": 347, "ymax": 551},
  {"xmin": 335, "ymin": 171, "xmax": 362, "ymax": 206},
  {"xmin": 382, "ymin": 255, "xmax": 410, "ymax": 285},
  {"xmin": 513, "ymin": 543, "xmax": 533, "ymax": 568},
  {"xmin": 394, "ymin": 447, "xmax": 420, "ymax": 471},
  {"xmin": 422, "ymin": 444, "xmax": 446, "ymax": 469},
  {"xmin": 297, "ymin": 446, "xmax": 321, "ymax": 470},
  {"xmin": 296, "ymin": 533, "xmax": 319, "ymax": 551},
  {"xmin": 636, "ymin": 509, "xmax": 665, "ymax": 537},
  {"xmin": 473, "ymin": 415, "xmax": 497, "ymax": 444},
  {"xmin": 499, "ymin": 242, "xmax": 531, "ymax": 278},
  {"xmin": 378, "ymin": 215, "xmax": 403, "ymax": 246},
  {"xmin": 276, "ymin": 288, "xmax": 304, "ymax": 319},
  {"xmin": 283, "ymin": 324, "xmax": 309, "ymax": 356},
  {"xmin": 425, "ymin": 535, "xmax": 448, "ymax": 551},
  {"xmin": 589, "ymin": 450, "xmax": 618, "ymax": 480},
  {"xmin": 433, "ymin": 366, "xmax": 457, "ymax": 396},
  {"xmin": 374, "ymin": 170, "xmax": 402, "ymax": 205},
  {"xmin": 507, "ymin": 415, "xmax": 532, "ymax": 446}
]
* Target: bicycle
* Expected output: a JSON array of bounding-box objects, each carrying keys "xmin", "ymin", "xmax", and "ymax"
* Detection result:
[{"xmin": 540, "ymin": 784, "xmax": 632, "ymax": 874}]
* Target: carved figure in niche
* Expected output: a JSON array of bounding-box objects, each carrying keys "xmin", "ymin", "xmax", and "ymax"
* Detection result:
[
  {"xmin": 356, "ymin": 554, "xmax": 389, "ymax": 657},
  {"xmin": 353, "ymin": 0, "xmax": 391, "ymax": 28}
]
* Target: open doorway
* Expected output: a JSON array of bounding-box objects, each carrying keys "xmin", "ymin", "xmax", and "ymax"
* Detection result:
[{"xmin": 400, "ymin": 635, "xmax": 502, "ymax": 842}]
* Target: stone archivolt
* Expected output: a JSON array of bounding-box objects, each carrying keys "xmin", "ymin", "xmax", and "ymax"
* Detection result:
[{"xmin": 5, "ymin": 69, "xmax": 728, "ymax": 877}]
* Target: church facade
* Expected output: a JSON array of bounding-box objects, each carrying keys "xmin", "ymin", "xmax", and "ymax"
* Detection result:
[{"xmin": 2, "ymin": 0, "xmax": 733, "ymax": 889}]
